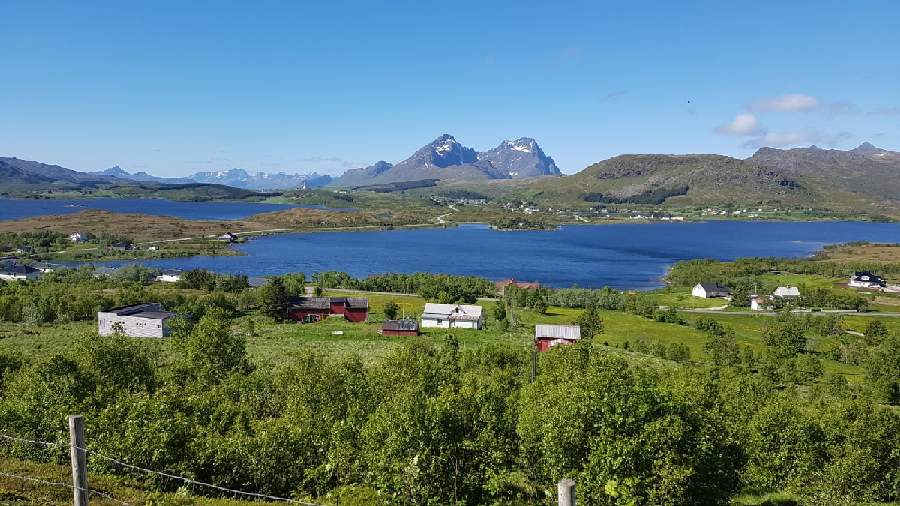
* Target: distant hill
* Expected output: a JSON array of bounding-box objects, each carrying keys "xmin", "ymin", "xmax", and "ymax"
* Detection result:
[
  {"xmin": 518, "ymin": 142, "xmax": 900, "ymax": 217},
  {"xmin": 523, "ymin": 153, "xmax": 814, "ymax": 207},
  {"xmin": 91, "ymin": 166, "xmax": 332, "ymax": 190},
  {"xmin": 0, "ymin": 157, "xmax": 277, "ymax": 201},
  {"xmin": 749, "ymin": 143, "xmax": 900, "ymax": 201},
  {"xmin": 330, "ymin": 134, "xmax": 561, "ymax": 187}
]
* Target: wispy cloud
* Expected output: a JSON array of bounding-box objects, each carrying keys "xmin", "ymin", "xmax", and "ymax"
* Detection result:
[
  {"xmin": 715, "ymin": 113, "xmax": 763, "ymax": 136},
  {"xmin": 750, "ymin": 93, "xmax": 819, "ymax": 112},
  {"xmin": 827, "ymin": 101, "xmax": 860, "ymax": 117},
  {"xmin": 869, "ymin": 106, "xmax": 900, "ymax": 116},
  {"xmin": 742, "ymin": 129, "xmax": 853, "ymax": 149},
  {"xmin": 599, "ymin": 90, "xmax": 628, "ymax": 103}
]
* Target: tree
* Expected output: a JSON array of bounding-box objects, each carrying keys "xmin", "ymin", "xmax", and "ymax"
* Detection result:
[
  {"xmin": 178, "ymin": 307, "xmax": 249, "ymax": 382},
  {"xmin": 865, "ymin": 332, "xmax": 900, "ymax": 404},
  {"xmin": 258, "ymin": 277, "xmax": 290, "ymax": 321},
  {"xmin": 865, "ymin": 319, "xmax": 888, "ymax": 343},
  {"xmin": 763, "ymin": 313, "xmax": 807, "ymax": 357},
  {"xmin": 383, "ymin": 301, "xmax": 400, "ymax": 320},
  {"xmin": 575, "ymin": 303, "xmax": 603, "ymax": 338},
  {"xmin": 492, "ymin": 302, "xmax": 507, "ymax": 322},
  {"xmin": 705, "ymin": 330, "xmax": 741, "ymax": 367}
]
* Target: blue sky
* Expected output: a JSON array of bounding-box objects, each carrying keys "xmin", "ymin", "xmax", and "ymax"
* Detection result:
[{"xmin": 1, "ymin": 0, "xmax": 898, "ymax": 176}]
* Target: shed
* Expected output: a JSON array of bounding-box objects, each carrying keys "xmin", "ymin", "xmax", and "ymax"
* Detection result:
[
  {"xmin": 382, "ymin": 319, "xmax": 420, "ymax": 337},
  {"xmin": 535, "ymin": 324, "xmax": 582, "ymax": 352}
]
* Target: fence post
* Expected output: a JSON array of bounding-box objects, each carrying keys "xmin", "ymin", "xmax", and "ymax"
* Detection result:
[
  {"xmin": 557, "ymin": 477, "xmax": 575, "ymax": 506},
  {"xmin": 68, "ymin": 415, "xmax": 88, "ymax": 506}
]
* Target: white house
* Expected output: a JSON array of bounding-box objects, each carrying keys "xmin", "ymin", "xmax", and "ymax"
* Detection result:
[
  {"xmin": 69, "ymin": 232, "xmax": 86, "ymax": 243},
  {"xmin": 849, "ymin": 271, "xmax": 886, "ymax": 289},
  {"xmin": 692, "ymin": 282, "xmax": 730, "ymax": 299},
  {"xmin": 421, "ymin": 303, "xmax": 484, "ymax": 329},
  {"xmin": 773, "ymin": 286, "xmax": 801, "ymax": 299},
  {"xmin": 219, "ymin": 232, "xmax": 238, "ymax": 243},
  {"xmin": 155, "ymin": 269, "xmax": 183, "ymax": 283},
  {"xmin": 97, "ymin": 303, "xmax": 176, "ymax": 338}
]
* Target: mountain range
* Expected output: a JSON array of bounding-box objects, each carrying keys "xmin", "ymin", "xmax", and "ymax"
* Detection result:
[
  {"xmin": 330, "ymin": 134, "xmax": 561, "ymax": 187},
  {"xmin": 91, "ymin": 166, "xmax": 333, "ymax": 190},
  {"xmin": 2, "ymin": 140, "xmax": 899, "ymax": 217},
  {"xmin": 0, "ymin": 157, "xmax": 272, "ymax": 200}
]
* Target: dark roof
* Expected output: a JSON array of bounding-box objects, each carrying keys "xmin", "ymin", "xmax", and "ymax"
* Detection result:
[
  {"xmin": 0, "ymin": 261, "xmax": 39, "ymax": 275},
  {"xmin": 290, "ymin": 297, "xmax": 331, "ymax": 310},
  {"xmin": 101, "ymin": 303, "xmax": 175, "ymax": 320},
  {"xmin": 699, "ymin": 282, "xmax": 730, "ymax": 292},
  {"xmin": 345, "ymin": 297, "xmax": 368, "ymax": 309},
  {"xmin": 383, "ymin": 319, "xmax": 419, "ymax": 331}
]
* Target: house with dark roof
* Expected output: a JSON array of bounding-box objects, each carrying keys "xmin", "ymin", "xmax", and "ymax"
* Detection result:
[
  {"xmin": 0, "ymin": 260, "xmax": 40, "ymax": 281},
  {"xmin": 97, "ymin": 303, "xmax": 177, "ymax": 338},
  {"xmin": 849, "ymin": 271, "xmax": 886, "ymax": 289},
  {"xmin": 382, "ymin": 319, "xmax": 420, "ymax": 337},
  {"xmin": 691, "ymin": 282, "xmax": 731, "ymax": 299}
]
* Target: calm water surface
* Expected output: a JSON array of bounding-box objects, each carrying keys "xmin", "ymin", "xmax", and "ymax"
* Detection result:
[
  {"xmin": 0, "ymin": 198, "xmax": 299, "ymax": 221},
  {"xmin": 89, "ymin": 221, "xmax": 900, "ymax": 289}
]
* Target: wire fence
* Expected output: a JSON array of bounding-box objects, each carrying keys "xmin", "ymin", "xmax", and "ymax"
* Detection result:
[{"xmin": 0, "ymin": 433, "xmax": 321, "ymax": 505}]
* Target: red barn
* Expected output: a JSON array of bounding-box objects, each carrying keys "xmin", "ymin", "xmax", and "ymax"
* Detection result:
[
  {"xmin": 535, "ymin": 324, "xmax": 581, "ymax": 352},
  {"xmin": 382, "ymin": 319, "xmax": 419, "ymax": 337},
  {"xmin": 287, "ymin": 297, "xmax": 369, "ymax": 323}
]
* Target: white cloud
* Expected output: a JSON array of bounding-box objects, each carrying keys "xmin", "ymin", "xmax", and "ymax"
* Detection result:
[
  {"xmin": 714, "ymin": 113, "xmax": 763, "ymax": 136},
  {"xmin": 742, "ymin": 129, "xmax": 853, "ymax": 149},
  {"xmin": 750, "ymin": 93, "xmax": 820, "ymax": 112}
]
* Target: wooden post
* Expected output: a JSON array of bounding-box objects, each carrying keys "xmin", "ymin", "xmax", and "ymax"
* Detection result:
[
  {"xmin": 557, "ymin": 477, "xmax": 575, "ymax": 506},
  {"xmin": 68, "ymin": 415, "xmax": 88, "ymax": 506}
]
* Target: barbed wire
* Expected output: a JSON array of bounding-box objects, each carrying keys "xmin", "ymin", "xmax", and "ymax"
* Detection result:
[
  {"xmin": 1, "ymin": 432, "xmax": 322, "ymax": 505},
  {"xmin": 0, "ymin": 470, "xmax": 133, "ymax": 506}
]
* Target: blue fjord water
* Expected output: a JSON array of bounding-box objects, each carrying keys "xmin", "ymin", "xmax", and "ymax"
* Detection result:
[
  {"xmin": 84, "ymin": 221, "xmax": 900, "ymax": 290},
  {"xmin": 0, "ymin": 197, "xmax": 300, "ymax": 221}
]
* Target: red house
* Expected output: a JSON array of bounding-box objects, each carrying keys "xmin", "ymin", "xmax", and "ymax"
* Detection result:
[
  {"xmin": 288, "ymin": 297, "xmax": 369, "ymax": 323},
  {"xmin": 381, "ymin": 319, "xmax": 419, "ymax": 337},
  {"xmin": 496, "ymin": 278, "xmax": 541, "ymax": 295},
  {"xmin": 535, "ymin": 324, "xmax": 581, "ymax": 352}
]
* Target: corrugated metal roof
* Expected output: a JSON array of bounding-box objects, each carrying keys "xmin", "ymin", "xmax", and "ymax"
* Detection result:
[
  {"xmin": 383, "ymin": 319, "xmax": 418, "ymax": 331},
  {"xmin": 535, "ymin": 324, "xmax": 581, "ymax": 340},
  {"xmin": 422, "ymin": 303, "xmax": 483, "ymax": 318}
]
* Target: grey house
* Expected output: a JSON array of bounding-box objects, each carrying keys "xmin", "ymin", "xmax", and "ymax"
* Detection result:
[{"xmin": 98, "ymin": 303, "xmax": 176, "ymax": 338}]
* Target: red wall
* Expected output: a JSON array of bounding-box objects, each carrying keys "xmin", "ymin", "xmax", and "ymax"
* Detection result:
[
  {"xmin": 535, "ymin": 338, "xmax": 576, "ymax": 352},
  {"xmin": 288, "ymin": 308, "xmax": 329, "ymax": 322},
  {"xmin": 344, "ymin": 308, "xmax": 368, "ymax": 323},
  {"xmin": 383, "ymin": 329, "xmax": 418, "ymax": 337}
]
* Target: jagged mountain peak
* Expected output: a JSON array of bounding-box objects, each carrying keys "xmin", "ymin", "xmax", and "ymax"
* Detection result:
[{"xmin": 853, "ymin": 141, "xmax": 881, "ymax": 153}]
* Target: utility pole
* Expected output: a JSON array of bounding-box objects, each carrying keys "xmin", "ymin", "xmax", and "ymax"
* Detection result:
[
  {"xmin": 530, "ymin": 347, "xmax": 537, "ymax": 383},
  {"xmin": 557, "ymin": 477, "xmax": 575, "ymax": 506},
  {"xmin": 68, "ymin": 415, "xmax": 88, "ymax": 506}
]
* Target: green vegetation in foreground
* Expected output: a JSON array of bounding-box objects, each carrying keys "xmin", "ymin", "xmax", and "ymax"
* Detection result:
[{"xmin": 5, "ymin": 251, "xmax": 900, "ymax": 504}]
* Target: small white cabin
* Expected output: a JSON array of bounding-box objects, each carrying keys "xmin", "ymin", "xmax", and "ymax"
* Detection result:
[{"xmin": 421, "ymin": 303, "xmax": 484, "ymax": 329}]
